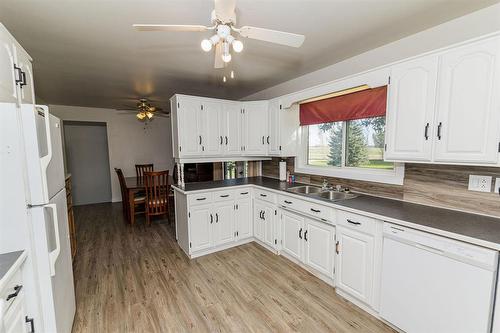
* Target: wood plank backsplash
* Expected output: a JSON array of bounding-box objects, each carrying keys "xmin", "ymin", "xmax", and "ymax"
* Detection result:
[{"xmin": 262, "ymin": 158, "xmax": 500, "ymax": 218}]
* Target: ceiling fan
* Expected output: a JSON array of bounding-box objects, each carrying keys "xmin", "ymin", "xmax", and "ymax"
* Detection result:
[
  {"xmin": 118, "ymin": 98, "xmax": 169, "ymax": 121},
  {"xmin": 133, "ymin": 0, "xmax": 305, "ymax": 69}
]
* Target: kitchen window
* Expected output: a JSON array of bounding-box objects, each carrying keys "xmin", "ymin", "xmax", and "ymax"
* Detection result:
[{"xmin": 297, "ymin": 86, "xmax": 404, "ymax": 185}]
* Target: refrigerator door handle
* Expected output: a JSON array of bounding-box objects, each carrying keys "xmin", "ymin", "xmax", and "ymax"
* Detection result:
[
  {"xmin": 38, "ymin": 105, "xmax": 53, "ymax": 202},
  {"xmin": 45, "ymin": 203, "xmax": 60, "ymax": 276}
]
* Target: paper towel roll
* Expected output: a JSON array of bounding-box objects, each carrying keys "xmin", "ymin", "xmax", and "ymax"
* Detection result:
[{"xmin": 279, "ymin": 161, "xmax": 287, "ymax": 181}]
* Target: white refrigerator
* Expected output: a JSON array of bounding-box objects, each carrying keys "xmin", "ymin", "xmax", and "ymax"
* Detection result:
[{"xmin": 0, "ymin": 103, "xmax": 75, "ymax": 333}]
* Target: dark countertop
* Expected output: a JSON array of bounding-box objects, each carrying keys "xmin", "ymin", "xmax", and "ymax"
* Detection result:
[
  {"xmin": 0, "ymin": 251, "xmax": 24, "ymax": 282},
  {"xmin": 173, "ymin": 177, "xmax": 500, "ymax": 249}
]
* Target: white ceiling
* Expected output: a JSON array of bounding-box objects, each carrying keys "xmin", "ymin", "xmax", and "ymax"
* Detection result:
[{"xmin": 0, "ymin": 0, "xmax": 497, "ymax": 111}]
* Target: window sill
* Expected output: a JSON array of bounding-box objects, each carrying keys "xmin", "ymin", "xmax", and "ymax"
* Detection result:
[{"xmin": 294, "ymin": 162, "xmax": 405, "ymax": 185}]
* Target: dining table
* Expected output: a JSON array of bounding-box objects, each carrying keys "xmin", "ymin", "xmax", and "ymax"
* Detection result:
[{"xmin": 124, "ymin": 175, "xmax": 175, "ymax": 225}]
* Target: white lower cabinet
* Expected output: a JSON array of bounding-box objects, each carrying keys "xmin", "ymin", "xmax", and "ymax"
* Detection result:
[
  {"xmin": 235, "ymin": 197, "xmax": 252, "ymax": 240},
  {"xmin": 335, "ymin": 225, "xmax": 375, "ymax": 305},
  {"xmin": 189, "ymin": 204, "xmax": 212, "ymax": 252},
  {"xmin": 253, "ymin": 199, "xmax": 277, "ymax": 248},
  {"xmin": 281, "ymin": 210, "xmax": 335, "ymax": 279},
  {"xmin": 213, "ymin": 201, "xmax": 235, "ymax": 246}
]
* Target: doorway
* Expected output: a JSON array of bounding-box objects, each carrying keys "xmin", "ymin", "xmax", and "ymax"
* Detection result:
[{"xmin": 63, "ymin": 121, "xmax": 112, "ymax": 205}]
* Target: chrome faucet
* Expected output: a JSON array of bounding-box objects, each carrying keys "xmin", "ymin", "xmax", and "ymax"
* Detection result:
[{"xmin": 321, "ymin": 179, "xmax": 332, "ymax": 191}]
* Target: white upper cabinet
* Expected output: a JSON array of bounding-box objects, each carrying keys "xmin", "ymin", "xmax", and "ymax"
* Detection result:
[
  {"xmin": 0, "ymin": 26, "xmax": 18, "ymax": 103},
  {"xmin": 242, "ymin": 101, "xmax": 269, "ymax": 155},
  {"xmin": 268, "ymin": 99, "xmax": 281, "ymax": 155},
  {"xmin": 200, "ymin": 100, "xmax": 223, "ymax": 156},
  {"xmin": 15, "ymin": 47, "xmax": 35, "ymax": 105},
  {"xmin": 385, "ymin": 55, "xmax": 438, "ymax": 162},
  {"xmin": 433, "ymin": 36, "xmax": 500, "ymax": 164},
  {"xmin": 172, "ymin": 96, "xmax": 203, "ymax": 157},
  {"xmin": 221, "ymin": 102, "xmax": 242, "ymax": 155}
]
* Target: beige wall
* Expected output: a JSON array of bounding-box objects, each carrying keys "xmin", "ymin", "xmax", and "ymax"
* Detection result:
[
  {"xmin": 50, "ymin": 104, "xmax": 174, "ymax": 202},
  {"xmin": 244, "ymin": 4, "xmax": 500, "ymax": 101}
]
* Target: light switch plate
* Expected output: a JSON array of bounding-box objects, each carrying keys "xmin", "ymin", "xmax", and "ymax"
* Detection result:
[
  {"xmin": 494, "ymin": 178, "xmax": 500, "ymax": 194},
  {"xmin": 468, "ymin": 175, "xmax": 492, "ymax": 192}
]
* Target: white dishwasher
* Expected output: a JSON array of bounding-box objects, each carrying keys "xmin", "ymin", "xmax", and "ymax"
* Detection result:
[{"xmin": 380, "ymin": 223, "xmax": 498, "ymax": 333}]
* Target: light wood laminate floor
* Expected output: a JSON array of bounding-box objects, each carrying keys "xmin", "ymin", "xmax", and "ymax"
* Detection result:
[{"xmin": 72, "ymin": 203, "xmax": 396, "ymax": 333}]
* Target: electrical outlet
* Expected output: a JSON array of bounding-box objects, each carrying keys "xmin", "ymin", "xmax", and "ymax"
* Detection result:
[
  {"xmin": 494, "ymin": 178, "xmax": 500, "ymax": 194},
  {"xmin": 468, "ymin": 175, "xmax": 492, "ymax": 193}
]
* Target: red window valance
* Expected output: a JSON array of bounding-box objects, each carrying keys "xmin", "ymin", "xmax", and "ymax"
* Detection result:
[{"xmin": 299, "ymin": 86, "xmax": 388, "ymax": 126}]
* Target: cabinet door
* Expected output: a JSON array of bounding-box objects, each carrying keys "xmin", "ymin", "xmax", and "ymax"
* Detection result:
[
  {"xmin": 16, "ymin": 49, "xmax": 35, "ymax": 105},
  {"xmin": 434, "ymin": 36, "xmax": 500, "ymax": 164},
  {"xmin": 263, "ymin": 204, "xmax": 276, "ymax": 248},
  {"xmin": 189, "ymin": 204, "xmax": 212, "ymax": 252},
  {"xmin": 222, "ymin": 103, "xmax": 242, "ymax": 155},
  {"xmin": 385, "ymin": 55, "xmax": 438, "ymax": 162},
  {"xmin": 268, "ymin": 99, "xmax": 281, "ymax": 155},
  {"xmin": 0, "ymin": 27, "xmax": 18, "ymax": 103},
  {"xmin": 336, "ymin": 226, "xmax": 374, "ymax": 305},
  {"xmin": 213, "ymin": 201, "xmax": 234, "ymax": 246},
  {"xmin": 243, "ymin": 101, "xmax": 268, "ymax": 155},
  {"xmin": 235, "ymin": 198, "xmax": 252, "ymax": 239},
  {"xmin": 304, "ymin": 218, "xmax": 334, "ymax": 278},
  {"xmin": 201, "ymin": 101, "xmax": 223, "ymax": 155},
  {"xmin": 177, "ymin": 97, "xmax": 202, "ymax": 156},
  {"xmin": 253, "ymin": 200, "xmax": 265, "ymax": 242},
  {"xmin": 281, "ymin": 210, "xmax": 304, "ymax": 261},
  {"xmin": 3, "ymin": 294, "xmax": 27, "ymax": 333}
]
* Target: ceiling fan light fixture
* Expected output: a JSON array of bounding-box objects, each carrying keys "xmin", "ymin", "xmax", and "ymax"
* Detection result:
[
  {"xmin": 222, "ymin": 53, "xmax": 231, "ymax": 63},
  {"xmin": 136, "ymin": 112, "xmax": 146, "ymax": 120},
  {"xmin": 201, "ymin": 39, "xmax": 212, "ymax": 52},
  {"xmin": 223, "ymin": 76, "xmax": 227, "ymax": 83},
  {"xmin": 210, "ymin": 34, "xmax": 220, "ymax": 45},
  {"xmin": 230, "ymin": 70, "xmax": 234, "ymax": 79},
  {"xmin": 232, "ymin": 40, "xmax": 243, "ymax": 53},
  {"xmin": 146, "ymin": 111, "xmax": 154, "ymax": 119}
]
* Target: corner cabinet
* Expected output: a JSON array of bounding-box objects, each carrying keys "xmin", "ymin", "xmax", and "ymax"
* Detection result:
[{"xmin": 385, "ymin": 35, "xmax": 500, "ymax": 165}]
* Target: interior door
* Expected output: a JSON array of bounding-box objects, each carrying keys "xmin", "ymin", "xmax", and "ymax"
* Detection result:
[
  {"xmin": 434, "ymin": 36, "xmax": 500, "ymax": 164},
  {"xmin": 243, "ymin": 101, "xmax": 268, "ymax": 155},
  {"xmin": 201, "ymin": 101, "xmax": 223, "ymax": 156},
  {"xmin": 0, "ymin": 27, "xmax": 18, "ymax": 103},
  {"xmin": 213, "ymin": 201, "xmax": 234, "ymax": 246},
  {"xmin": 336, "ymin": 226, "xmax": 374, "ymax": 305},
  {"xmin": 235, "ymin": 198, "xmax": 252, "ymax": 239},
  {"xmin": 189, "ymin": 204, "xmax": 212, "ymax": 252},
  {"xmin": 304, "ymin": 218, "xmax": 334, "ymax": 277},
  {"xmin": 223, "ymin": 103, "xmax": 242, "ymax": 155},
  {"xmin": 281, "ymin": 210, "xmax": 303, "ymax": 261},
  {"xmin": 385, "ymin": 55, "xmax": 438, "ymax": 162},
  {"xmin": 177, "ymin": 97, "xmax": 202, "ymax": 157}
]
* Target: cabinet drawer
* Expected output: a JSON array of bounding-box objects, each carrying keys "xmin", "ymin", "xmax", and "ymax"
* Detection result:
[
  {"xmin": 254, "ymin": 188, "xmax": 277, "ymax": 203},
  {"xmin": 302, "ymin": 201, "xmax": 333, "ymax": 222},
  {"xmin": 337, "ymin": 210, "xmax": 376, "ymax": 235},
  {"xmin": 212, "ymin": 190, "xmax": 235, "ymax": 202},
  {"xmin": 188, "ymin": 192, "xmax": 213, "ymax": 206},
  {"xmin": 278, "ymin": 194, "xmax": 304, "ymax": 211},
  {"xmin": 0, "ymin": 269, "xmax": 22, "ymax": 314},
  {"xmin": 235, "ymin": 188, "xmax": 251, "ymax": 199}
]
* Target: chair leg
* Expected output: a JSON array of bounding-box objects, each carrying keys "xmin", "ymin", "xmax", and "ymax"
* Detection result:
[{"xmin": 146, "ymin": 213, "xmax": 151, "ymax": 226}]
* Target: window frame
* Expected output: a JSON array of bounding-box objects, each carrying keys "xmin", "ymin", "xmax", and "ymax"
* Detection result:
[{"xmin": 295, "ymin": 122, "xmax": 405, "ymax": 185}]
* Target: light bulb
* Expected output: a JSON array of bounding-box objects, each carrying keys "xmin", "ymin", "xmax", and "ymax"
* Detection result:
[
  {"xmin": 232, "ymin": 40, "xmax": 243, "ymax": 53},
  {"xmin": 201, "ymin": 39, "xmax": 212, "ymax": 52},
  {"xmin": 222, "ymin": 53, "xmax": 232, "ymax": 63},
  {"xmin": 136, "ymin": 112, "xmax": 146, "ymax": 120},
  {"xmin": 230, "ymin": 70, "xmax": 234, "ymax": 79},
  {"xmin": 223, "ymin": 76, "xmax": 227, "ymax": 83},
  {"xmin": 146, "ymin": 111, "xmax": 154, "ymax": 119}
]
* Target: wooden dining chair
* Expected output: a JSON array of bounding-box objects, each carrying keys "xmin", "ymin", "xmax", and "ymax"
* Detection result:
[
  {"xmin": 135, "ymin": 164, "xmax": 154, "ymax": 184},
  {"xmin": 115, "ymin": 168, "xmax": 145, "ymax": 223},
  {"xmin": 144, "ymin": 170, "xmax": 170, "ymax": 226}
]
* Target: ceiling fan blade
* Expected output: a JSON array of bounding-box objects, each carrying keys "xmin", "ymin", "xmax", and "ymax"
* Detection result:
[
  {"xmin": 214, "ymin": 0, "xmax": 236, "ymax": 23},
  {"xmin": 133, "ymin": 24, "xmax": 209, "ymax": 32},
  {"xmin": 238, "ymin": 26, "xmax": 305, "ymax": 47},
  {"xmin": 214, "ymin": 43, "xmax": 224, "ymax": 69}
]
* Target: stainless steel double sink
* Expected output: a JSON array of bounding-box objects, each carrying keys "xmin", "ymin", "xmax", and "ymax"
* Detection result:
[{"xmin": 286, "ymin": 185, "xmax": 358, "ymax": 202}]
